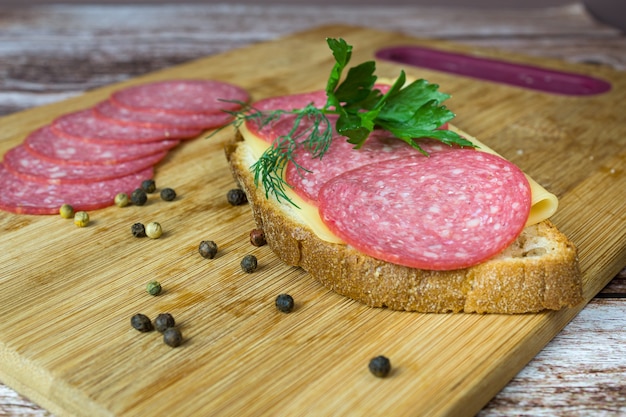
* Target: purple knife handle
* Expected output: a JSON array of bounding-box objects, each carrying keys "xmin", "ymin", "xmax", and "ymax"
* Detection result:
[{"xmin": 376, "ymin": 46, "xmax": 611, "ymax": 96}]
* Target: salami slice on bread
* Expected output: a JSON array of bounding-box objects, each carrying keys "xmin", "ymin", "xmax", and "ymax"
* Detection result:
[{"xmin": 225, "ymin": 120, "xmax": 583, "ymax": 314}]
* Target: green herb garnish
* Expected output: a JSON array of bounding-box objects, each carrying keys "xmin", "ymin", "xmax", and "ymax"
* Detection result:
[
  {"xmin": 325, "ymin": 38, "xmax": 473, "ymax": 152},
  {"xmin": 250, "ymin": 104, "xmax": 333, "ymax": 205},
  {"xmin": 223, "ymin": 38, "xmax": 475, "ymax": 205}
]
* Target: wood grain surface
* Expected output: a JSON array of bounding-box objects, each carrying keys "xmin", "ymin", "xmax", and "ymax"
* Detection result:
[{"xmin": 0, "ymin": 3, "xmax": 625, "ymax": 416}]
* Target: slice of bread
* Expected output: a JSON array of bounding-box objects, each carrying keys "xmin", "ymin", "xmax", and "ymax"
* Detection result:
[{"xmin": 224, "ymin": 128, "xmax": 583, "ymax": 314}]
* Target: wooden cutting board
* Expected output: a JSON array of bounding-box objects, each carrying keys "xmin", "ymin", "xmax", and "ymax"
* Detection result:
[{"xmin": 0, "ymin": 25, "xmax": 624, "ymax": 417}]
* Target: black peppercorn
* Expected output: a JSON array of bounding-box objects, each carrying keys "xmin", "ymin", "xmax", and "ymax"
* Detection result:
[
  {"xmin": 163, "ymin": 327, "xmax": 183, "ymax": 347},
  {"xmin": 226, "ymin": 188, "xmax": 247, "ymax": 206},
  {"xmin": 160, "ymin": 187, "xmax": 176, "ymax": 201},
  {"xmin": 368, "ymin": 355, "xmax": 391, "ymax": 378},
  {"xmin": 154, "ymin": 313, "xmax": 175, "ymax": 333},
  {"xmin": 249, "ymin": 228, "xmax": 267, "ymax": 247},
  {"xmin": 275, "ymin": 294, "xmax": 294, "ymax": 313},
  {"xmin": 240, "ymin": 254, "xmax": 258, "ymax": 273},
  {"xmin": 141, "ymin": 179, "xmax": 156, "ymax": 193},
  {"xmin": 131, "ymin": 188, "xmax": 148, "ymax": 206},
  {"xmin": 131, "ymin": 313, "xmax": 153, "ymax": 332},
  {"xmin": 131, "ymin": 222, "xmax": 146, "ymax": 237},
  {"xmin": 198, "ymin": 240, "xmax": 218, "ymax": 259}
]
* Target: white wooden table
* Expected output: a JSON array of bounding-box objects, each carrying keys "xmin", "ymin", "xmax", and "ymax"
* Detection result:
[{"xmin": 0, "ymin": 3, "xmax": 624, "ymax": 415}]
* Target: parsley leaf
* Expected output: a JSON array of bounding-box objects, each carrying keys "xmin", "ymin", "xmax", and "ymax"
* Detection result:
[
  {"xmin": 324, "ymin": 37, "xmax": 472, "ymax": 152},
  {"xmin": 325, "ymin": 38, "xmax": 352, "ymax": 107},
  {"xmin": 334, "ymin": 61, "xmax": 379, "ymax": 108},
  {"xmin": 376, "ymin": 79, "xmax": 451, "ymax": 123}
]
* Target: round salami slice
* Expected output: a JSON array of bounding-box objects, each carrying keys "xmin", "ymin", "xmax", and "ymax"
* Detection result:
[
  {"xmin": 286, "ymin": 128, "xmax": 459, "ymax": 202},
  {"xmin": 93, "ymin": 100, "xmax": 234, "ymax": 130},
  {"xmin": 245, "ymin": 91, "xmax": 330, "ymax": 139},
  {"xmin": 250, "ymin": 83, "xmax": 392, "ymax": 111},
  {"xmin": 249, "ymin": 83, "xmax": 391, "ymax": 113},
  {"xmin": 4, "ymin": 144, "xmax": 166, "ymax": 184},
  {"xmin": 248, "ymin": 95, "xmax": 460, "ymax": 203},
  {"xmin": 0, "ymin": 164, "xmax": 153, "ymax": 215},
  {"xmin": 52, "ymin": 109, "xmax": 201, "ymax": 145},
  {"xmin": 24, "ymin": 126, "xmax": 179, "ymax": 165},
  {"xmin": 110, "ymin": 80, "xmax": 249, "ymax": 115},
  {"xmin": 317, "ymin": 150, "xmax": 532, "ymax": 271},
  {"xmin": 245, "ymin": 85, "xmax": 413, "ymax": 141}
]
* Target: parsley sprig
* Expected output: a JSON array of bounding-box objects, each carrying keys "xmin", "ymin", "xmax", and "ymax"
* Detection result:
[
  {"xmin": 325, "ymin": 38, "xmax": 473, "ymax": 152},
  {"xmin": 229, "ymin": 37, "xmax": 474, "ymax": 205}
]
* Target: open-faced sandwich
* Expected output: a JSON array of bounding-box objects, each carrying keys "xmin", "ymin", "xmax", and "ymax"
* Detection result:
[{"xmin": 224, "ymin": 38, "xmax": 583, "ymax": 313}]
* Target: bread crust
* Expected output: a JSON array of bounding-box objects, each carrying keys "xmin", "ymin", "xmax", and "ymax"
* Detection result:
[{"xmin": 225, "ymin": 132, "xmax": 583, "ymax": 313}]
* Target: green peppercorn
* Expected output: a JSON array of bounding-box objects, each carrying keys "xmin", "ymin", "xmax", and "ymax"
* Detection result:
[
  {"xmin": 146, "ymin": 280, "xmax": 162, "ymax": 296},
  {"xmin": 160, "ymin": 187, "xmax": 176, "ymax": 201},
  {"xmin": 250, "ymin": 228, "xmax": 267, "ymax": 247},
  {"xmin": 131, "ymin": 188, "xmax": 147, "ymax": 206},
  {"xmin": 240, "ymin": 254, "xmax": 258, "ymax": 273},
  {"xmin": 73, "ymin": 211, "xmax": 89, "ymax": 227},
  {"xmin": 145, "ymin": 222, "xmax": 162, "ymax": 239},
  {"xmin": 368, "ymin": 355, "xmax": 391, "ymax": 378},
  {"xmin": 226, "ymin": 188, "xmax": 247, "ymax": 206},
  {"xmin": 141, "ymin": 179, "xmax": 156, "ymax": 193},
  {"xmin": 198, "ymin": 240, "xmax": 218, "ymax": 259},
  {"xmin": 154, "ymin": 313, "xmax": 175, "ymax": 333},
  {"xmin": 131, "ymin": 222, "xmax": 146, "ymax": 238},
  {"xmin": 163, "ymin": 327, "xmax": 183, "ymax": 347},
  {"xmin": 59, "ymin": 203, "xmax": 74, "ymax": 219},
  {"xmin": 131, "ymin": 313, "xmax": 153, "ymax": 332},
  {"xmin": 114, "ymin": 192, "xmax": 129, "ymax": 207},
  {"xmin": 275, "ymin": 294, "xmax": 294, "ymax": 313}
]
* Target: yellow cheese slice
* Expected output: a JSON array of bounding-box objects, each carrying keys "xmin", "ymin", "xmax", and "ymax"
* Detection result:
[
  {"xmin": 240, "ymin": 121, "xmax": 345, "ymax": 243},
  {"xmin": 239, "ymin": 109, "xmax": 558, "ymax": 244}
]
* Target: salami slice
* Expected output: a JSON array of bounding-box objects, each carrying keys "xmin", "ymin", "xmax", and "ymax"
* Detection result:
[
  {"xmin": 317, "ymin": 150, "xmax": 532, "ymax": 271},
  {"xmin": 245, "ymin": 90, "xmax": 330, "ymax": 140},
  {"xmin": 110, "ymin": 80, "xmax": 249, "ymax": 115},
  {"xmin": 93, "ymin": 100, "xmax": 234, "ymax": 130},
  {"xmin": 246, "ymin": 85, "xmax": 405, "ymax": 141},
  {"xmin": 4, "ymin": 144, "xmax": 166, "ymax": 184},
  {"xmin": 24, "ymin": 126, "xmax": 179, "ymax": 165},
  {"xmin": 52, "ymin": 109, "xmax": 201, "ymax": 144},
  {"xmin": 0, "ymin": 164, "xmax": 153, "ymax": 215},
  {"xmin": 249, "ymin": 94, "xmax": 459, "ymax": 202},
  {"xmin": 286, "ymin": 127, "xmax": 459, "ymax": 202},
  {"xmin": 250, "ymin": 84, "xmax": 391, "ymax": 112}
]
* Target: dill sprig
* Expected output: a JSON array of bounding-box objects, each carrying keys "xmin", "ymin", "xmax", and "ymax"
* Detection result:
[{"xmin": 250, "ymin": 104, "xmax": 332, "ymax": 206}]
